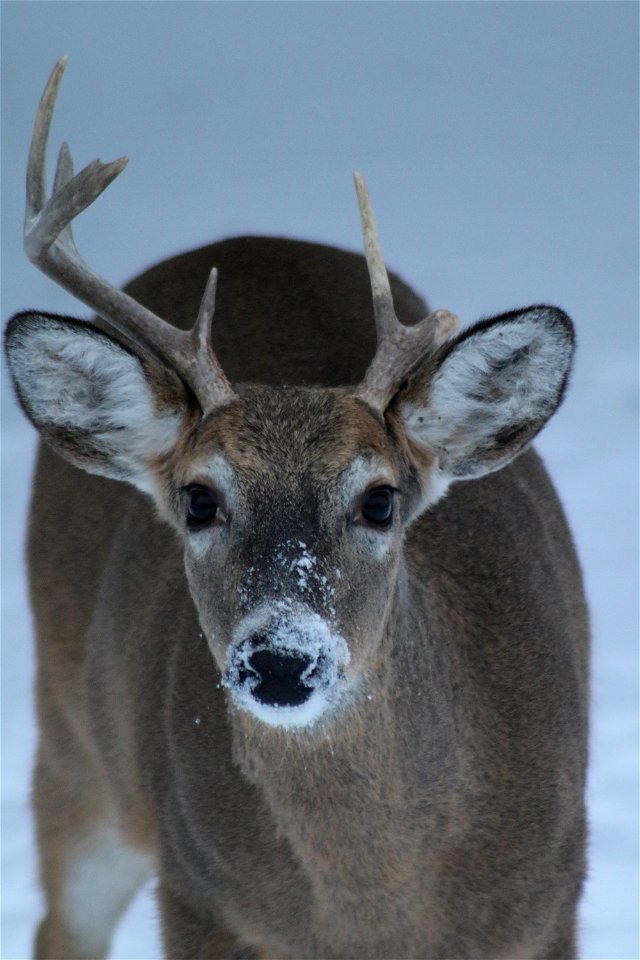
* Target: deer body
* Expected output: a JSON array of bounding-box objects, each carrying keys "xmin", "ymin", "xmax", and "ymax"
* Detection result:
[{"xmin": 7, "ymin": 61, "xmax": 588, "ymax": 960}]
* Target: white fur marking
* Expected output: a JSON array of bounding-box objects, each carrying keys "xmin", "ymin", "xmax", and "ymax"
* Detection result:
[
  {"xmin": 223, "ymin": 602, "xmax": 351, "ymax": 729},
  {"xmin": 340, "ymin": 455, "xmax": 395, "ymax": 504},
  {"xmin": 186, "ymin": 455, "xmax": 238, "ymax": 557},
  {"xmin": 187, "ymin": 528, "xmax": 212, "ymax": 560},
  {"xmin": 196, "ymin": 454, "xmax": 238, "ymax": 506},
  {"xmin": 340, "ymin": 455, "xmax": 396, "ymax": 560},
  {"xmin": 62, "ymin": 823, "xmax": 154, "ymax": 956}
]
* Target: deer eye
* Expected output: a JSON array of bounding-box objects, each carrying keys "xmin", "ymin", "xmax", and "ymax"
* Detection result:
[
  {"xmin": 184, "ymin": 484, "xmax": 218, "ymax": 528},
  {"xmin": 361, "ymin": 486, "xmax": 395, "ymax": 527}
]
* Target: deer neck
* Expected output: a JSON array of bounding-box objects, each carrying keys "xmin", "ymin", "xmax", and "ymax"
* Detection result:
[{"xmin": 230, "ymin": 573, "xmax": 455, "ymax": 879}]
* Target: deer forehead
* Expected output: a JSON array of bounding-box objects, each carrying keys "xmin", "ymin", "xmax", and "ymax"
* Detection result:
[
  {"xmin": 190, "ymin": 451, "xmax": 398, "ymax": 514},
  {"xmin": 177, "ymin": 387, "xmax": 400, "ymax": 497}
]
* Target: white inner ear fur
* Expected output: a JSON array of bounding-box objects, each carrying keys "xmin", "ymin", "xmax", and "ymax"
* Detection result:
[
  {"xmin": 401, "ymin": 310, "xmax": 572, "ymax": 485},
  {"xmin": 9, "ymin": 321, "xmax": 182, "ymax": 493}
]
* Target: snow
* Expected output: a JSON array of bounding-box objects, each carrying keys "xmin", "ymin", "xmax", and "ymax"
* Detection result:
[
  {"xmin": 222, "ymin": 597, "xmax": 350, "ymax": 729},
  {"xmin": 224, "ymin": 600, "xmax": 350, "ymax": 729},
  {"xmin": 1, "ymin": 4, "xmax": 637, "ymax": 959}
]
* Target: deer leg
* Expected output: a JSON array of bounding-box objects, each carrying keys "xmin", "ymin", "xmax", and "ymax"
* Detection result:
[
  {"xmin": 158, "ymin": 879, "xmax": 254, "ymax": 960},
  {"xmin": 33, "ymin": 750, "xmax": 153, "ymax": 960}
]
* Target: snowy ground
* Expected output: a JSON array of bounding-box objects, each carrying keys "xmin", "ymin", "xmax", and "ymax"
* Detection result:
[{"xmin": 1, "ymin": 4, "xmax": 637, "ymax": 959}]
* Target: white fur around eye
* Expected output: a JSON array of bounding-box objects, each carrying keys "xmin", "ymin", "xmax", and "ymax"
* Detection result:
[
  {"xmin": 193, "ymin": 454, "xmax": 238, "ymax": 510},
  {"xmin": 339, "ymin": 455, "xmax": 397, "ymax": 558},
  {"xmin": 339, "ymin": 455, "xmax": 396, "ymax": 506}
]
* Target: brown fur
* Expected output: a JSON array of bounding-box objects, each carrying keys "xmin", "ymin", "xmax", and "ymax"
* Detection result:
[{"xmin": 22, "ymin": 237, "xmax": 588, "ymax": 959}]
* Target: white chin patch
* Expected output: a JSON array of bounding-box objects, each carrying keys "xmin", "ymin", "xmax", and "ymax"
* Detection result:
[
  {"xmin": 229, "ymin": 683, "xmax": 340, "ymax": 729},
  {"xmin": 222, "ymin": 605, "xmax": 350, "ymax": 730}
]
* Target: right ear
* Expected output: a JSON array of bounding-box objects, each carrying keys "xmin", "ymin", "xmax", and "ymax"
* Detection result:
[
  {"xmin": 390, "ymin": 305, "xmax": 575, "ymax": 506},
  {"xmin": 4, "ymin": 312, "xmax": 191, "ymax": 494}
]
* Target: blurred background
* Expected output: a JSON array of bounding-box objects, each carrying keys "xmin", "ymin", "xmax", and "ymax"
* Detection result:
[{"xmin": 2, "ymin": 3, "xmax": 637, "ymax": 958}]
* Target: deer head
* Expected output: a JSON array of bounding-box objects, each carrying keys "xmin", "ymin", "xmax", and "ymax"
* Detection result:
[{"xmin": 5, "ymin": 58, "xmax": 574, "ymax": 730}]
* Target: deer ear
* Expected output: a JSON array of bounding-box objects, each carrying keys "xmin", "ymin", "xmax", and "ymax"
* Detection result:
[
  {"xmin": 4, "ymin": 312, "xmax": 189, "ymax": 494},
  {"xmin": 394, "ymin": 306, "xmax": 574, "ymax": 494}
]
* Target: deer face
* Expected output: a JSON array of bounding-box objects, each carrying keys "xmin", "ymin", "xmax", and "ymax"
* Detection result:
[
  {"xmin": 165, "ymin": 387, "xmax": 415, "ymax": 729},
  {"xmin": 6, "ymin": 302, "xmax": 574, "ymax": 728},
  {"xmin": 1, "ymin": 56, "xmax": 578, "ymax": 742},
  {"xmin": 4, "ymin": 58, "xmax": 575, "ymax": 731}
]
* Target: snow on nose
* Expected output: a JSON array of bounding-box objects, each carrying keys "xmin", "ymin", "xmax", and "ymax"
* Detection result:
[{"xmin": 223, "ymin": 603, "xmax": 350, "ymax": 729}]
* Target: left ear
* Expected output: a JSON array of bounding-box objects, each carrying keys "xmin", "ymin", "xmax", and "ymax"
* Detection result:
[
  {"xmin": 393, "ymin": 305, "xmax": 574, "ymax": 494},
  {"xmin": 4, "ymin": 311, "xmax": 192, "ymax": 496}
]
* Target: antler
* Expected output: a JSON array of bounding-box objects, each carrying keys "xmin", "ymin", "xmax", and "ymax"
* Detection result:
[
  {"xmin": 353, "ymin": 173, "xmax": 459, "ymax": 411},
  {"xmin": 24, "ymin": 56, "xmax": 235, "ymax": 415}
]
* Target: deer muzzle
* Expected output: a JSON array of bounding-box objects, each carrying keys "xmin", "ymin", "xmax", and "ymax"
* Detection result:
[{"xmin": 223, "ymin": 605, "xmax": 350, "ymax": 729}]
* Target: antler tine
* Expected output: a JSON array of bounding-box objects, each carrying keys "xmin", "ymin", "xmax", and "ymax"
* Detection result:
[
  {"xmin": 24, "ymin": 57, "xmax": 235, "ymax": 417},
  {"xmin": 26, "ymin": 55, "xmax": 67, "ymax": 220},
  {"xmin": 353, "ymin": 173, "xmax": 397, "ymax": 338},
  {"xmin": 52, "ymin": 141, "xmax": 74, "ymax": 197},
  {"xmin": 50, "ymin": 142, "xmax": 75, "ymax": 247},
  {"xmin": 353, "ymin": 173, "xmax": 459, "ymax": 412},
  {"xmin": 194, "ymin": 267, "xmax": 219, "ymax": 354},
  {"xmin": 186, "ymin": 268, "xmax": 235, "ymax": 409}
]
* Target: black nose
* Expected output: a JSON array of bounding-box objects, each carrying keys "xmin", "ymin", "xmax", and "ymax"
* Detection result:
[{"xmin": 247, "ymin": 647, "xmax": 314, "ymax": 707}]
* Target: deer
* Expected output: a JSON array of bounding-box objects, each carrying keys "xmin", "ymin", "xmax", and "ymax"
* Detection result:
[{"xmin": 5, "ymin": 57, "xmax": 589, "ymax": 960}]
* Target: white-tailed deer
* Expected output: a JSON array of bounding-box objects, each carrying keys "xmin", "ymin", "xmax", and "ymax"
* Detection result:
[{"xmin": 5, "ymin": 58, "xmax": 589, "ymax": 960}]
